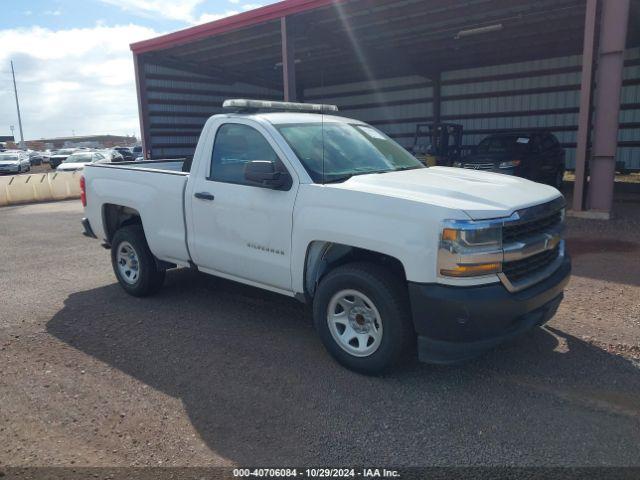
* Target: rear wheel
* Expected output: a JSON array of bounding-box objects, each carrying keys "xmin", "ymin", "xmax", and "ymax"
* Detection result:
[
  {"xmin": 313, "ymin": 262, "xmax": 414, "ymax": 374},
  {"xmin": 111, "ymin": 225, "xmax": 165, "ymax": 297}
]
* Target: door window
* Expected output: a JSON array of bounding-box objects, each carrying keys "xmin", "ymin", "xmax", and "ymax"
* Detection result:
[{"xmin": 210, "ymin": 123, "xmax": 281, "ymax": 185}]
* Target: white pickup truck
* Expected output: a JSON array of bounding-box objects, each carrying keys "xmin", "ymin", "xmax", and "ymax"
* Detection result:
[{"xmin": 81, "ymin": 99, "xmax": 571, "ymax": 374}]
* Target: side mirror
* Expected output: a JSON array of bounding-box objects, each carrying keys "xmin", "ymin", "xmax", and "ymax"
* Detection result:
[{"xmin": 244, "ymin": 160, "xmax": 291, "ymax": 190}]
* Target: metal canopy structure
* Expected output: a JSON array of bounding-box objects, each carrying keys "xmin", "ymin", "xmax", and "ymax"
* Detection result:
[
  {"xmin": 132, "ymin": 0, "xmax": 590, "ymax": 91},
  {"xmin": 131, "ymin": 0, "xmax": 640, "ymax": 217}
]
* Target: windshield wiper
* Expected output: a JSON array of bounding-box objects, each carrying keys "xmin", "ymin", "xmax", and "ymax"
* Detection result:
[
  {"xmin": 323, "ymin": 170, "xmax": 382, "ymax": 183},
  {"xmin": 393, "ymin": 165, "xmax": 423, "ymax": 172},
  {"xmin": 323, "ymin": 166, "xmax": 418, "ymax": 184},
  {"xmin": 323, "ymin": 174, "xmax": 353, "ymax": 184}
]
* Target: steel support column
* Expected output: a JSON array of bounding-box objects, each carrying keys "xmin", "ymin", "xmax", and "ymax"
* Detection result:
[
  {"xmin": 280, "ymin": 16, "xmax": 297, "ymax": 101},
  {"xmin": 587, "ymin": 0, "xmax": 630, "ymax": 215},
  {"xmin": 572, "ymin": 0, "xmax": 597, "ymax": 212},
  {"xmin": 133, "ymin": 53, "xmax": 150, "ymax": 159},
  {"xmin": 432, "ymin": 72, "xmax": 442, "ymax": 124}
]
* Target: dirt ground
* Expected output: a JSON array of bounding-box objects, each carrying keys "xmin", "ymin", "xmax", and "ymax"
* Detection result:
[{"xmin": 0, "ymin": 197, "xmax": 639, "ymax": 467}]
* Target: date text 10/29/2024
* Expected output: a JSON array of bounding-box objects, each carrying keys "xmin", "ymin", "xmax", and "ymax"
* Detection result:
[{"xmin": 233, "ymin": 469, "xmax": 400, "ymax": 478}]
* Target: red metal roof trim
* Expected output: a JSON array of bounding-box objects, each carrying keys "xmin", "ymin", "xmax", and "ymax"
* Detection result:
[{"xmin": 130, "ymin": 0, "xmax": 341, "ymax": 54}]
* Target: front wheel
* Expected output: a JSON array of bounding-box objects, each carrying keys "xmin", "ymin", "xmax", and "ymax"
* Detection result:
[
  {"xmin": 111, "ymin": 225, "xmax": 165, "ymax": 297},
  {"xmin": 313, "ymin": 262, "xmax": 414, "ymax": 374}
]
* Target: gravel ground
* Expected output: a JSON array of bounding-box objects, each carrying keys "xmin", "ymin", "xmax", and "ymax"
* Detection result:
[{"xmin": 0, "ymin": 199, "xmax": 639, "ymax": 467}]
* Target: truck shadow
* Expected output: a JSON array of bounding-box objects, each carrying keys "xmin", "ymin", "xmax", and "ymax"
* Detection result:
[{"xmin": 46, "ymin": 268, "xmax": 640, "ymax": 465}]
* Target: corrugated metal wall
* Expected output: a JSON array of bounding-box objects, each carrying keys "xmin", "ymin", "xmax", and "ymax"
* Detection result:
[
  {"xmin": 305, "ymin": 47, "xmax": 640, "ymax": 170},
  {"xmin": 305, "ymin": 75, "xmax": 434, "ymax": 150},
  {"xmin": 142, "ymin": 62, "xmax": 281, "ymax": 159}
]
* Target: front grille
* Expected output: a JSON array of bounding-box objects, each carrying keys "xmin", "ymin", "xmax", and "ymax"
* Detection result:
[
  {"xmin": 502, "ymin": 246, "xmax": 559, "ymax": 283},
  {"xmin": 463, "ymin": 162, "xmax": 494, "ymax": 170},
  {"xmin": 502, "ymin": 210, "xmax": 562, "ymax": 244}
]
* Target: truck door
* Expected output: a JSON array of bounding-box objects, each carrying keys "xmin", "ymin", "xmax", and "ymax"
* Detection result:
[{"xmin": 187, "ymin": 121, "xmax": 297, "ymax": 293}]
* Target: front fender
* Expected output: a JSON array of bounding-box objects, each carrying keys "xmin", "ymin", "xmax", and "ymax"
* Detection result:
[{"xmin": 291, "ymin": 186, "xmax": 466, "ymax": 293}]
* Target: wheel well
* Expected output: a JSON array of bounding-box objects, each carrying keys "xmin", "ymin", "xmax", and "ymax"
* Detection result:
[
  {"xmin": 303, "ymin": 241, "xmax": 407, "ymax": 300},
  {"xmin": 102, "ymin": 204, "xmax": 142, "ymax": 244}
]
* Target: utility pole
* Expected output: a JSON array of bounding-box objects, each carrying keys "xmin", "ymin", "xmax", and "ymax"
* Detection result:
[{"xmin": 10, "ymin": 61, "xmax": 25, "ymax": 149}]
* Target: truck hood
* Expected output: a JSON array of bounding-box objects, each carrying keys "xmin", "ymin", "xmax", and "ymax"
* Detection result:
[
  {"xmin": 462, "ymin": 152, "xmax": 514, "ymax": 164},
  {"xmin": 329, "ymin": 166, "xmax": 561, "ymax": 220}
]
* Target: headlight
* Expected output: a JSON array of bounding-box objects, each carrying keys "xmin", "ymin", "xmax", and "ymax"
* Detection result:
[
  {"xmin": 498, "ymin": 160, "xmax": 521, "ymax": 169},
  {"xmin": 439, "ymin": 222, "xmax": 502, "ymax": 277}
]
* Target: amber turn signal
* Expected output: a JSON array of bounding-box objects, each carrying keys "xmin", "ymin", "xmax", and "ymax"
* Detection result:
[{"xmin": 440, "ymin": 262, "xmax": 501, "ymax": 277}]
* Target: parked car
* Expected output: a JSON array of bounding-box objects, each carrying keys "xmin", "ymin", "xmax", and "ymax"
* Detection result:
[
  {"xmin": 57, "ymin": 151, "xmax": 107, "ymax": 172},
  {"xmin": 49, "ymin": 148, "xmax": 78, "ymax": 169},
  {"xmin": 0, "ymin": 151, "xmax": 31, "ymax": 174},
  {"xmin": 99, "ymin": 149, "xmax": 125, "ymax": 163},
  {"xmin": 132, "ymin": 145, "xmax": 142, "ymax": 157},
  {"xmin": 113, "ymin": 147, "xmax": 135, "ymax": 161},
  {"xmin": 27, "ymin": 150, "xmax": 44, "ymax": 166},
  {"xmin": 453, "ymin": 132, "xmax": 566, "ymax": 189},
  {"xmin": 81, "ymin": 99, "xmax": 570, "ymax": 374}
]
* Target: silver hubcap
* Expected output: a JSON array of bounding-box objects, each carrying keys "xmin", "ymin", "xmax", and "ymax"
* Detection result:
[
  {"xmin": 327, "ymin": 289, "xmax": 383, "ymax": 357},
  {"xmin": 116, "ymin": 241, "xmax": 140, "ymax": 285}
]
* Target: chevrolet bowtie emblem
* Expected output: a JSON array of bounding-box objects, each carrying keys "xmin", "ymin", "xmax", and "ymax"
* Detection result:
[{"xmin": 544, "ymin": 234, "xmax": 560, "ymax": 250}]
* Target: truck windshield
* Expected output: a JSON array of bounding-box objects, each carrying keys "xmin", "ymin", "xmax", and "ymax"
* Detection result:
[{"xmin": 275, "ymin": 122, "xmax": 423, "ymax": 183}]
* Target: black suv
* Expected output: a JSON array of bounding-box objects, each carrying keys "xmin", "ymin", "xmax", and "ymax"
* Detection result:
[
  {"xmin": 114, "ymin": 147, "xmax": 135, "ymax": 162},
  {"xmin": 454, "ymin": 132, "xmax": 565, "ymax": 189}
]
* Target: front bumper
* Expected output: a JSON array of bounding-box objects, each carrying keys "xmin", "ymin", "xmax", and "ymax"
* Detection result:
[{"xmin": 409, "ymin": 254, "xmax": 571, "ymax": 364}]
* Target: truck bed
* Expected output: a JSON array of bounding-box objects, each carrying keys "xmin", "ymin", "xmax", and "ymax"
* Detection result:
[
  {"xmin": 93, "ymin": 158, "xmax": 189, "ymax": 174},
  {"xmin": 84, "ymin": 159, "xmax": 192, "ymax": 266}
]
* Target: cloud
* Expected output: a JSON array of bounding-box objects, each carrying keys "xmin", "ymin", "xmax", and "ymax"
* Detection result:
[
  {"xmin": 241, "ymin": 3, "xmax": 263, "ymax": 11},
  {"xmin": 99, "ymin": 0, "xmax": 205, "ymax": 23},
  {"xmin": 99, "ymin": 0, "xmax": 265, "ymax": 25},
  {"xmin": 195, "ymin": 9, "xmax": 239, "ymax": 24},
  {"xmin": 0, "ymin": 24, "xmax": 159, "ymax": 139},
  {"xmin": 194, "ymin": 2, "xmax": 263, "ymax": 24}
]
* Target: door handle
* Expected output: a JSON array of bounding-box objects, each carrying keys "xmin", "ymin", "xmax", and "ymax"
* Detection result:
[{"xmin": 194, "ymin": 192, "xmax": 215, "ymax": 201}]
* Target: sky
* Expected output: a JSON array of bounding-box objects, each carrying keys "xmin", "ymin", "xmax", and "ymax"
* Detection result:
[{"xmin": 0, "ymin": 0, "xmax": 279, "ymax": 141}]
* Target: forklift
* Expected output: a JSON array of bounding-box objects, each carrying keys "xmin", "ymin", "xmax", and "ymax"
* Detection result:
[{"xmin": 410, "ymin": 123, "xmax": 463, "ymax": 167}]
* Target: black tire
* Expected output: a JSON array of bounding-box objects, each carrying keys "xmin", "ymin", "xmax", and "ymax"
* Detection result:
[
  {"xmin": 110, "ymin": 225, "xmax": 165, "ymax": 297},
  {"xmin": 313, "ymin": 262, "xmax": 414, "ymax": 375}
]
